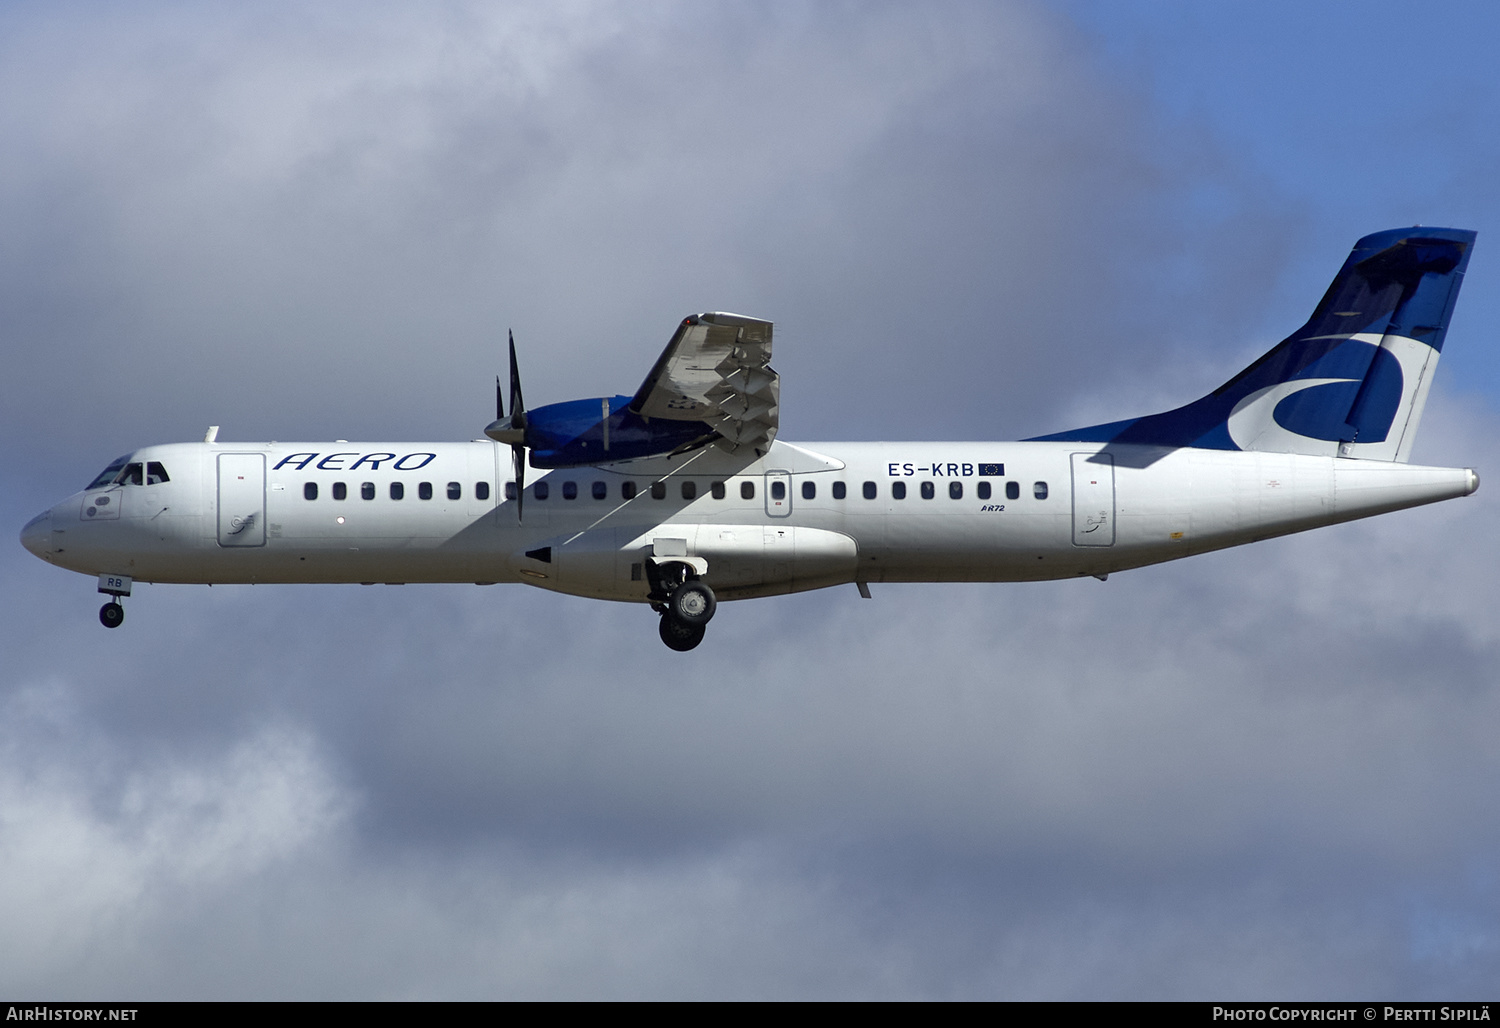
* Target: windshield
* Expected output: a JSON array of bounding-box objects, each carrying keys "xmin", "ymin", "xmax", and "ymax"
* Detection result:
[{"xmin": 86, "ymin": 456, "xmax": 131, "ymax": 490}]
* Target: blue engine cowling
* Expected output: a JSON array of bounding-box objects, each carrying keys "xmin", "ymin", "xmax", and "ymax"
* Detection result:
[{"xmin": 521, "ymin": 395, "xmax": 715, "ymax": 468}]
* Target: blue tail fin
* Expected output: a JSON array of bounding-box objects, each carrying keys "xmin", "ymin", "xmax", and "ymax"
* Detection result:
[{"xmin": 1031, "ymin": 227, "xmax": 1476, "ymax": 462}]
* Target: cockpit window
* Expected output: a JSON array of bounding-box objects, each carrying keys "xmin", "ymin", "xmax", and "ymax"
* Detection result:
[
  {"xmin": 119, "ymin": 463, "xmax": 144, "ymax": 486},
  {"xmin": 87, "ymin": 457, "xmax": 130, "ymax": 490},
  {"xmin": 146, "ymin": 462, "xmax": 170, "ymax": 485}
]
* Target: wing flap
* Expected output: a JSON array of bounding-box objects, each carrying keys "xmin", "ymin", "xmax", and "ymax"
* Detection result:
[{"xmin": 631, "ymin": 312, "xmax": 779, "ymax": 453}]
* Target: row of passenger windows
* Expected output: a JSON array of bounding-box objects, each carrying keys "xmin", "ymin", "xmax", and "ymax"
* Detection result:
[
  {"xmin": 858, "ymin": 480, "xmax": 1049, "ymax": 501},
  {"xmin": 301, "ymin": 478, "xmax": 1050, "ymax": 502},
  {"xmin": 303, "ymin": 481, "xmax": 488, "ymax": 501}
]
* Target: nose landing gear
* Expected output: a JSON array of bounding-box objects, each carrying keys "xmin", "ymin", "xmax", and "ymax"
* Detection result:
[{"xmin": 97, "ymin": 573, "xmax": 132, "ymax": 629}]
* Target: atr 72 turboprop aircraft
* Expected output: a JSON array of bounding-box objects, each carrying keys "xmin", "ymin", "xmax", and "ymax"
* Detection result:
[{"xmin": 20, "ymin": 228, "xmax": 1481, "ymax": 650}]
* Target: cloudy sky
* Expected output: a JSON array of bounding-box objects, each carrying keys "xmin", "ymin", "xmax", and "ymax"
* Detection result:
[{"xmin": 4, "ymin": 0, "xmax": 1500, "ymax": 999}]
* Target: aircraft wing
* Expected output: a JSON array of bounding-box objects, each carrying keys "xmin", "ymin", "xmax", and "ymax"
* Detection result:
[{"xmin": 628, "ymin": 312, "xmax": 778, "ymax": 454}]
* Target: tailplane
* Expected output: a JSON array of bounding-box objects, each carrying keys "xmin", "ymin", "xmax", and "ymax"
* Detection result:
[{"xmin": 1032, "ymin": 227, "xmax": 1476, "ymax": 461}]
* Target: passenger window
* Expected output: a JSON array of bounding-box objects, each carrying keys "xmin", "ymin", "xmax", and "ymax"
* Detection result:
[
  {"xmin": 476, "ymin": 482, "xmax": 491, "ymax": 501},
  {"xmin": 562, "ymin": 481, "xmax": 577, "ymax": 500},
  {"xmin": 361, "ymin": 482, "xmax": 375, "ymax": 500},
  {"xmin": 863, "ymin": 481, "xmax": 877, "ymax": 500},
  {"xmin": 623, "ymin": 481, "xmax": 637, "ymax": 500},
  {"xmin": 333, "ymin": 482, "xmax": 347, "ymax": 500},
  {"xmin": 711, "ymin": 482, "xmax": 726, "ymax": 500},
  {"xmin": 920, "ymin": 481, "xmax": 934, "ymax": 500},
  {"xmin": 535, "ymin": 481, "xmax": 549, "ymax": 501},
  {"xmin": 833, "ymin": 482, "xmax": 846, "ymax": 500},
  {"xmin": 592, "ymin": 481, "xmax": 607, "ymax": 500},
  {"xmin": 681, "ymin": 481, "xmax": 697, "ymax": 500},
  {"xmin": 1006, "ymin": 481, "xmax": 1020, "ymax": 500},
  {"xmin": 771, "ymin": 481, "xmax": 786, "ymax": 500},
  {"xmin": 146, "ymin": 462, "xmax": 170, "ymax": 485},
  {"xmin": 504, "ymin": 482, "xmax": 515, "ymax": 501},
  {"xmin": 802, "ymin": 481, "xmax": 816, "ymax": 500},
  {"xmin": 651, "ymin": 481, "xmax": 666, "ymax": 500},
  {"xmin": 304, "ymin": 482, "xmax": 318, "ymax": 500},
  {"xmin": 741, "ymin": 481, "xmax": 755, "ymax": 500},
  {"xmin": 1034, "ymin": 481, "xmax": 1049, "ymax": 500},
  {"xmin": 447, "ymin": 482, "xmax": 461, "ymax": 500},
  {"xmin": 420, "ymin": 482, "xmax": 433, "ymax": 500},
  {"xmin": 390, "ymin": 482, "xmax": 404, "ymax": 500},
  {"xmin": 977, "ymin": 482, "xmax": 991, "ymax": 500},
  {"xmin": 892, "ymin": 482, "xmax": 906, "ymax": 500},
  {"xmin": 949, "ymin": 481, "xmax": 963, "ymax": 499}
]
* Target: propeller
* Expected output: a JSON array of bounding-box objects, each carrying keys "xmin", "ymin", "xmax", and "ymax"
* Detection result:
[
  {"xmin": 507, "ymin": 332, "xmax": 527, "ymax": 521},
  {"xmin": 484, "ymin": 330, "xmax": 529, "ymax": 521}
]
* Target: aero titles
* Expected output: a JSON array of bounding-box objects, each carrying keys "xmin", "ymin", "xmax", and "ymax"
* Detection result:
[{"xmin": 271, "ymin": 452, "xmax": 438, "ymax": 472}]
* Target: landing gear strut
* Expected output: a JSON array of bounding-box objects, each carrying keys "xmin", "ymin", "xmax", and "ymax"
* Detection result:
[
  {"xmin": 648, "ymin": 559, "xmax": 716, "ymax": 651},
  {"xmin": 99, "ymin": 602, "xmax": 124, "ymax": 628}
]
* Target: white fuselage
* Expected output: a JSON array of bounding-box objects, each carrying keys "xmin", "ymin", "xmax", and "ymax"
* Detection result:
[{"xmin": 22, "ymin": 438, "xmax": 1478, "ymax": 602}]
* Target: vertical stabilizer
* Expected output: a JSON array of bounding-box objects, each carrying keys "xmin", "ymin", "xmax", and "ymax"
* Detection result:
[{"xmin": 1031, "ymin": 227, "xmax": 1476, "ymax": 462}]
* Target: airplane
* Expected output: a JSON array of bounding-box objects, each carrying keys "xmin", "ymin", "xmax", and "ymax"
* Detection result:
[{"xmin": 19, "ymin": 227, "xmax": 1481, "ymax": 651}]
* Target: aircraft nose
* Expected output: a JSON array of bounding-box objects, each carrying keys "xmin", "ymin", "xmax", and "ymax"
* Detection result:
[{"xmin": 20, "ymin": 510, "xmax": 51, "ymax": 558}]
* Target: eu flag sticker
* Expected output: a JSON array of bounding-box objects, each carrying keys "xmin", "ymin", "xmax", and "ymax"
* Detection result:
[{"xmin": 978, "ymin": 463, "xmax": 1005, "ymax": 477}]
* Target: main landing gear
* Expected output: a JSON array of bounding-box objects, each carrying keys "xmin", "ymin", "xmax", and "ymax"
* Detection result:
[{"xmin": 649, "ymin": 563, "xmax": 717, "ymax": 652}]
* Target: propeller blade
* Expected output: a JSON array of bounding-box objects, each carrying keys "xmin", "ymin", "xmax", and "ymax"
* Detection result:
[
  {"xmin": 490, "ymin": 330, "xmax": 528, "ymax": 521},
  {"xmin": 512, "ymin": 443, "xmax": 526, "ymax": 522},
  {"xmin": 508, "ymin": 330, "xmax": 526, "ymax": 425}
]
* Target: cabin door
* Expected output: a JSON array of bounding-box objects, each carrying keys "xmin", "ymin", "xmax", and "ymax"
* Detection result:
[
  {"xmin": 1070, "ymin": 452, "xmax": 1115, "ymax": 546},
  {"xmin": 217, "ymin": 453, "xmax": 266, "ymax": 547}
]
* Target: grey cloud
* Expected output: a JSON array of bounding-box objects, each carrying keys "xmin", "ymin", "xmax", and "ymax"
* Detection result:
[
  {"xmin": 4, "ymin": 0, "xmax": 1499, "ymax": 1001},
  {"xmin": 1, "ymin": 0, "xmax": 1295, "ymax": 469},
  {"xmin": 8, "ymin": 424, "xmax": 1500, "ymax": 996}
]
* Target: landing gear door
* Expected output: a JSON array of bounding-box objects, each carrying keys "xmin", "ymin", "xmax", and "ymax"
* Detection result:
[
  {"xmin": 765, "ymin": 470, "xmax": 792, "ymax": 518},
  {"xmin": 217, "ymin": 453, "xmax": 266, "ymax": 547},
  {"xmin": 1071, "ymin": 452, "xmax": 1115, "ymax": 546}
]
